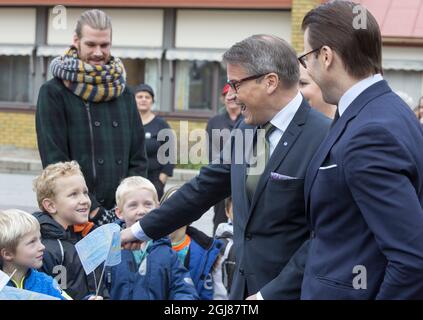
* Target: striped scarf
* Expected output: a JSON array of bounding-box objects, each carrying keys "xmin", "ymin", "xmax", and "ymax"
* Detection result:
[{"xmin": 50, "ymin": 46, "xmax": 126, "ymax": 102}]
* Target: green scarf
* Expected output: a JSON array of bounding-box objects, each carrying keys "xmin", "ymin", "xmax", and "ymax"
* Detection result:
[{"xmin": 50, "ymin": 46, "xmax": 126, "ymax": 102}]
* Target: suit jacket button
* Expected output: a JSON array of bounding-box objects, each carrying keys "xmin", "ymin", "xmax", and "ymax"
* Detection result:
[
  {"xmin": 311, "ymin": 230, "xmax": 315, "ymax": 238},
  {"xmin": 239, "ymin": 268, "xmax": 244, "ymax": 275},
  {"xmin": 116, "ymin": 159, "xmax": 122, "ymax": 165},
  {"xmin": 245, "ymin": 233, "xmax": 252, "ymax": 241},
  {"xmin": 112, "ymin": 121, "xmax": 119, "ymax": 127},
  {"xmin": 98, "ymin": 159, "xmax": 104, "ymax": 165},
  {"xmin": 94, "ymin": 121, "xmax": 101, "ymax": 127}
]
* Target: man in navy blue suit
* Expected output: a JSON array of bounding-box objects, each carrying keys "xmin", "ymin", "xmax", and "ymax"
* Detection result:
[
  {"xmin": 121, "ymin": 34, "xmax": 331, "ymax": 299},
  {"xmin": 300, "ymin": 0, "xmax": 423, "ymax": 299}
]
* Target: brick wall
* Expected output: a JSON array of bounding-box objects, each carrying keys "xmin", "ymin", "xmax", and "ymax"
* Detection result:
[
  {"xmin": 0, "ymin": 111, "xmax": 37, "ymax": 149},
  {"xmin": 168, "ymin": 119, "xmax": 208, "ymax": 167},
  {"xmin": 0, "ymin": 109, "xmax": 208, "ymax": 158}
]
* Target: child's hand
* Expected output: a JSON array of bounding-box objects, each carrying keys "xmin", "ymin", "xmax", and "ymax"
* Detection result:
[
  {"xmin": 88, "ymin": 295, "xmax": 103, "ymax": 300},
  {"xmin": 121, "ymin": 241, "xmax": 143, "ymax": 250}
]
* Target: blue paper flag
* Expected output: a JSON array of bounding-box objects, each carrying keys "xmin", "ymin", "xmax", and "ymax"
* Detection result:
[
  {"xmin": 75, "ymin": 223, "xmax": 121, "ymax": 275},
  {"xmin": 106, "ymin": 228, "xmax": 121, "ymax": 266},
  {"xmin": 0, "ymin": 286, "xmax": 60, "ymax": 300},
  {"xmin": 0, "ymin": 270, "xmax": 10, "ymax": 292}
]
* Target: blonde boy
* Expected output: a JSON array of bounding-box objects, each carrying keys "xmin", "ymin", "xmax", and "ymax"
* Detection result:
[
  {"xmin": 0, "ymin": 209, "xmax": 65, "ymax": 299},
  {"xmin": 110, "ymin": 176, "xmax": 198, "ymax": 300},
  {"xmin": 32, "ymin": 161, "xmax": 103, "ymax": 300},
  {"xmin": 115, "ymin": 176, "xmax": 159, "ymax": 230},
  {"xmin": 33, "ymin": 161, "xmax": 91, "ymax": 230}
]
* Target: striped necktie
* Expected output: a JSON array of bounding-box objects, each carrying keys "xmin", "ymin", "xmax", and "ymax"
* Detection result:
[{"xmin": 245, "ymin": 122, "xmax": 276, "ymax": 202}]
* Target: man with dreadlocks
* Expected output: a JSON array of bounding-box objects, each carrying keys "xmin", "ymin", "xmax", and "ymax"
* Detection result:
[{"xmin": 36, "ymin": 9, "xmax": 147, "ymax": 226}]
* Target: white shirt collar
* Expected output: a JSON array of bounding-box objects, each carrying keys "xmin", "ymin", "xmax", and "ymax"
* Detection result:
[
  {"xmin": 269, "ymin": 91, "xmax": 303, "ymax": 132},
  {"xmin": 338, "ymin": 74, "xmax": 383, "ymax": 116}
]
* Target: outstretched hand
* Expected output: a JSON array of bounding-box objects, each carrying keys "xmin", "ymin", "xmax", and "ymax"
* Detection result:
[
  {"xmin": 120, "ymin": 227, "xmax": 139, "ymax": 250},
  {"xmin": 121, "ymin": 241, "xmax": 143, "ymax": 250}
]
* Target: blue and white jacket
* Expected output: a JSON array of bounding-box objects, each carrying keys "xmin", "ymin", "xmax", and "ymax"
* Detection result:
[
  {"xmin": 6, "ymin": 268, "xmax": 66, "ymax": 300},
  {"xmin": 185, "ymin": 226, "xmax": 223, "ymax": 300},
  {"xmin": 109, "ymin": 236, "xmax": 198, "ymax": 300}
]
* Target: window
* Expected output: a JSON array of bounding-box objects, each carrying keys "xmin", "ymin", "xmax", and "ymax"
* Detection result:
[
  {"xmin": 174, "ymin": 60, "xmax": 226, "ymax": 112},
  {"xmin": 124, "ymin": 58, "xmax": 161, "ymax": 111},
  {"xmin": 0, "ymin": 56, "xmax": 30, "ymax": 102},
  {"xmin": 122, "ymin": 58, "xmax": 145, "ymax": 88},
  {"xmin": 384, "ymin": 70, "xmax": 423, "ymax": 108}
]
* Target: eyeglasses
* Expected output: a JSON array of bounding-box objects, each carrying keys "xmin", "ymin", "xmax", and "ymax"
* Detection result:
[
  {"xmin": 298, "ymin": 47, "xmax": 322, "ymax": 69},
  {"xmin": 227, "ymin": 73, "xmax": 267, "ymax": 93}
]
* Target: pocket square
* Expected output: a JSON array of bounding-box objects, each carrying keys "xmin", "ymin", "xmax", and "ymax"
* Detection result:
[
  {"xmin": 318, "ymin": 164, "xmax": 338, "ymax": 170},
  {"xmin": 270, "ymin": 172, "xmax": 298, "ymax": 180}
]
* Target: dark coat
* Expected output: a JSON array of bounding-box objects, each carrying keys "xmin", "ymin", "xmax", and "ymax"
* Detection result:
[
  {"xmin": 36, "ymin": 78, "xmax": 148, "ymax": 212},
  {"xmin": 33, "ymin": 211, "xmax": 108, "ymax": 300}
]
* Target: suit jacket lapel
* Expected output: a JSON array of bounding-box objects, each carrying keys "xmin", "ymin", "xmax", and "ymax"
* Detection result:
[
  {"xmin": 304, "ymin": 80, "xmax": 392, "ymax": 217},
  {"xmin": 248, "ymin": 101, "xmax": 309, "ymax": 217}
]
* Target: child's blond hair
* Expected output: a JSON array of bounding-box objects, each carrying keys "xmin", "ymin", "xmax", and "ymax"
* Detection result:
[
  {"xmin": 33, "ymin": 161, "xmax": 84, "ymax": 211},
  {"xmin": 116, "ymin": 176, "xmax": 159, "ymax": 210},
  {"xmin": 0, "ymin": 209, "xmax": 40, "ymax": 253}
]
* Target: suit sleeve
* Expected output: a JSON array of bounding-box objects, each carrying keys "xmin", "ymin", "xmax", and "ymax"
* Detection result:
[
  {"xmin": 343, "ymin": 125, "xmax": 423, "ymax": 299},
  {"xmin": 141, "ymin": 162, "xmax": 231, "ymax": 239},
  {"xmin": 139, "ymin": 126, "xmax": 235, "ymax": 239},
  {"xmin": 260, "ymin": 239, "xmax": 309, "ymax": 299}
]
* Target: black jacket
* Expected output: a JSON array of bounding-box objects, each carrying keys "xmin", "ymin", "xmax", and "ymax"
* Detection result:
[
  {"xmin": 33, "ymin": 211, "xmax": 108, "ymax": 300},
  {"xmin": 144, "ymin": 116, "xmax": 175, "ymax": 176}
]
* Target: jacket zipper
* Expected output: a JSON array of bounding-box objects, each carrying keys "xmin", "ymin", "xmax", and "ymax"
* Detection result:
[{"xmin": 84, "ymin": 101, "xmax": 97, "ymax": 184}]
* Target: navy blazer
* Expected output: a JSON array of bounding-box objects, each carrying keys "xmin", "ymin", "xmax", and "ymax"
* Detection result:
[
  {"xmin": 302, "ymin": 80, "xmax": 423, "ymax": 299},
  {"xmin": 139, "ymin": 99, "xmax": 330, "ymax": 299}
]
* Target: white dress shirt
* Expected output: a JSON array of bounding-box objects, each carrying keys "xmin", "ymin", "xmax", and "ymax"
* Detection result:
[{"xmin": 268, "ymin": 91, "xmax": 303, "ymax": 157}]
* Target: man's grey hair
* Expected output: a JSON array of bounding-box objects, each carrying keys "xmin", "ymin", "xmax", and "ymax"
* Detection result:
[
  {"xmin": 223, "ymin": 34, "xmax": 299, "ymax": 89},
  {"xmin": 75, "ymin": 9, "xmax": 112, "ymax": 39}
]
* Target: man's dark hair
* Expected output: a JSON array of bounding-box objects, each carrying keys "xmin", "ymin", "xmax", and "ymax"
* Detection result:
[
  {"xmin": 223, "ymin": 34, "xmax": 299, "ymax": 89},
  {"xmin": 302, "ymin": 0, "xmax": 382, "ymax": 79}
]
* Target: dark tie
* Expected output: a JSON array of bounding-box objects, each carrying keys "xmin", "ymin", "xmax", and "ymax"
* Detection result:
[
  {"xmin": 331, "ymin": 108, "xmax": 340, "ymax": 128},
  {"xmin": 245, "ymin": 122, "xmax": 276, "ymax": 202}
]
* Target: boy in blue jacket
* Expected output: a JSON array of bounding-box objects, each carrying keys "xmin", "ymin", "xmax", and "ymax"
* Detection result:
[
  {"xmin": 110, "ymin": 176, "xmax": 198, "ymax": 300},
  {"xmin": 0, "ymin": 209, "xmax": 67, "ymax": 300}
]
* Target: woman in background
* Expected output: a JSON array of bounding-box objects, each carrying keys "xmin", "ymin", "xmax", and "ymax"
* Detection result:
[{"xmin": 134, "ymin": 84, "xmax": 175, "ymax": 200}]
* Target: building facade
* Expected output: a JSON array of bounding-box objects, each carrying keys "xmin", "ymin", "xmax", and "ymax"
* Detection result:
[{"xmin": 0, "ymin": 0, "xmax": 422, "ymax": 149}]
